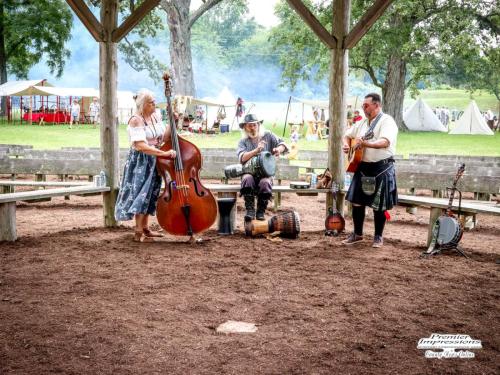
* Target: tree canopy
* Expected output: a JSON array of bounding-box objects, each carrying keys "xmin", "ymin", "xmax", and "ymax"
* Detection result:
[
  {"xmin": 269, "ymin": 0, "xmax": 499, "ymax": 128},
  {"xmin": 0, "ymin": 0, "xmax": 73, "ymax": 83}
]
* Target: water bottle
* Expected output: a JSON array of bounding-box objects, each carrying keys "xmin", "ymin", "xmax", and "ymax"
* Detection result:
[
  {"xmin": 344, "ymin": 173, "xmax": 351, "ymax": 189},
  {"xmin": 99, "ymin": 170, "xmax": 106, "ymax": 187},
  {"xmin": 311, "ymin": 173, "xmax": 317, "ymax": 187}
]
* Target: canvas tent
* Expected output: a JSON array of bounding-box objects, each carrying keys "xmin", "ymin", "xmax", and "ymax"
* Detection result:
[
  {"xmin": 287, "ymin": 96, "xmax": 360, "ymax": 123},
  {"xmin": 403, "ymin": 98, "xmax": 447, "ymax": 132},
  {"xmin": 0, "ymin": 80, "xmax": 135, "ymax": 124},
  {"xmin": 449, "ymin": 100, "xmax": 494, "ymax": 135},
  {"xmin": 0, "ymin": 79, "xmax": 52, "ymax": 96}
]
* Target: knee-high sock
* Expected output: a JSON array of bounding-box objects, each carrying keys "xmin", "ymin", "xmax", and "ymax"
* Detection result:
[
  {"xmin": 352, "ymin": 205, "xmax": 365, "ymax": 236},
  {"xmin": 373, "ymin": 210, "xmax": 387, "ymax": 237}
]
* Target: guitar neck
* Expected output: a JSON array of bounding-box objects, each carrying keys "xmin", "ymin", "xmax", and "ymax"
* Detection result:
[{"xmin": 446, "ymin": 165, "xmax": 465, "ymax": 215}]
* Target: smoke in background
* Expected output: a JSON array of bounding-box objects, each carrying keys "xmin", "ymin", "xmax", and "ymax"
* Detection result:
[{"xmin": 24, "ymin": 16, "xmax": 377, "ymax": 105}]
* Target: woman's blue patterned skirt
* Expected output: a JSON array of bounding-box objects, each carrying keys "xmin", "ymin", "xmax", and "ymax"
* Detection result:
[{"xmin": 114, "ymin": 149, "xmax": 162, "ymax": 221}]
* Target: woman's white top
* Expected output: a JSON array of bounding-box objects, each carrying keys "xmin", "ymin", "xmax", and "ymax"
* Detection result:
[
  {"xmin": 127, "ymin": 114, "xmax": 166, "ymax": 149},
  {"xmin": 71, "ymin": 104, "xmax": 80, "ymax": 116}
]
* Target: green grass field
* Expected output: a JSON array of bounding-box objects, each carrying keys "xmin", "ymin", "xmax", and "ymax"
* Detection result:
[{"xmin": 1, "ymin": 122, "xmax": 498, "ymax": 157}]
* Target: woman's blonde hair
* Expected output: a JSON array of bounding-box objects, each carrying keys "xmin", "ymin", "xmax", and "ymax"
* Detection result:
[{"xmin": 133, "ymin": 89, "xmax": 155, "ymax": 114}]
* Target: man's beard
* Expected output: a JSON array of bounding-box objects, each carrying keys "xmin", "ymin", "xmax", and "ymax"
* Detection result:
[{"xmin": 246, "ymin": 128, "xmax": 259, "ymax": 138}]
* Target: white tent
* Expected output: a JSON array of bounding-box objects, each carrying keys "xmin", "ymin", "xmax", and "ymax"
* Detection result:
[
  {"xmin": 214, "ymin": 87, "xmax": 237, "ymax": 107},
  {"xmin": 291, "ymin": 95, "xmax": 360, "ymax": 110},
  {"xmin": 117, "ymin": 91, "xmax": 135, "ymax": 124},
  {"xmin": 0, "ymin": 79, "xmax": 52, "ymax": 96},
  {"xmin": 403, "ymin": 98, "xmax": 447, "ymax": 132},
  {"xmin": 449, "ymin": 100, "xmax": 494, "ymax": 135}
]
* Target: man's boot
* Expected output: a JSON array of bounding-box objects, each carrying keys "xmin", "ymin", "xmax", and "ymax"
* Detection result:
[
  {"xmin": 243, "ymin": 195, "xmax": 256, "ymax": 222},
  {"xmin": 256, "ymin": 193, "xmax": 271, "ymax": 221}
]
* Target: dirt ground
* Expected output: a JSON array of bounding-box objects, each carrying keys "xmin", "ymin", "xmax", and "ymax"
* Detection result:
[{"xmin": 0, "ymin": 191, "xmax": 499, "ymax": 375}]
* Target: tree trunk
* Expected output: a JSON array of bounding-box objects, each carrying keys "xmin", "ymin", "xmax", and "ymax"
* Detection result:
[
  {"xmin": 165, "ymin": 1, "xmax": 195, "ymax": 96},
  {"xmin": 382, "ymin": 54, "xmax": 407, "ymax": 130},
  {"xmin": 0, "ymin": 0, "xmax": 7, "ymax": 116}
]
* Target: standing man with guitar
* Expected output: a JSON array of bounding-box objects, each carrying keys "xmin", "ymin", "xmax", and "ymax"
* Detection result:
[{"xmin": 342, "ymin": 93, "xmax": 398, "ymax": 248}]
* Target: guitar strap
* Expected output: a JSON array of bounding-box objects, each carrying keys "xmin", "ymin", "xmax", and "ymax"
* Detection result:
[{"xmin": 364, "ymin": 112, "xmax": 384, "ymax": 137}]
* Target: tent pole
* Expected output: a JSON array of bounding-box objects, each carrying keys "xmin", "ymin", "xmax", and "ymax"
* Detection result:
[
  {"xmin": 283, "ymin": 95, "xmax": 292, "ymax": 137},
  {"xmin": 29, "ymin": 96, "xmax": 32, "ymax": 126},
  {"xmin": 7, "ymin": 96, "xmax": 10, "ymax": 122}
]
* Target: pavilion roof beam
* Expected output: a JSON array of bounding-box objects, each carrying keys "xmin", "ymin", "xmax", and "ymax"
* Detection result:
[
  {"xmin": 285, "ymin": 0, "xmax": 337, "ymax": 49},
  {"xmin": 112, "ymin": 0, "xmax": 161, "ymax": 43},
  {"xmin": 66, "ymin": 0, "xmax": 103, "ymax": 42},
  {"xmin": 344, "ymin": 0, "xmax": 395, "ymax": 49}
]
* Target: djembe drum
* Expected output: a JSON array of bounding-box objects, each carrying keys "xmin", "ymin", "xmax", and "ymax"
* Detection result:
[
  {"xmin": 245, "ymin": 210, "xmax": 300, "ymax": 239},
  {"xmin": 224, "ymin": 151, "xmax": 276, "ymax": 179},
  {"xmin": 217, "ymin": 197, "xmax": 237, "ymax": 235}
]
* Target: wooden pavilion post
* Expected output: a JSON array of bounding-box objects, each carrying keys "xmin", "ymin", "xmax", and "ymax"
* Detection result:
[
  {"xmin": 286, "ymin": 0, "xmax": 394, "ymax": 216},
  {"xmin": 100, "ymin": 0, "xmax": 119, "ymax": 227},
  {"xmin": 66, "ymin": 0, "xmax": 160, "ymax": 227},
  {"xmin": 327, "ymin": 0, "xmax": 350, "ymax": 214}
]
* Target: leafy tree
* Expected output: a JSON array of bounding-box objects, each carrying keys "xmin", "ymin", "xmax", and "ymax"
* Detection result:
[
  {"xmin": 269, "ymin": 0, "xmax": 498, "ymax": 130},
  {"xmin": 0, "ymin": 0, "xmax": 73, "ymax": 113},
  {"xmin": 93, "ymin": 0, "xmax": 259, "ymax": 96},
  {"xmin": 191, "ymin": 0, "xmax": 258, "ymax": 67},
  {"xmin": 436, "ymin": 3, "xmax": 499, "ymax": 113},
  {"xmin": 158, "ymin": 0, "xmax": 232, "ymax": 96},
  {"xmin": 115, "ymin": 2, "xmax": 168, "ymax": 83}
]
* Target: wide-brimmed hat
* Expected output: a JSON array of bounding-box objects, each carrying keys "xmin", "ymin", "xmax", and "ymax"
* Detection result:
[{"xmin": 239, "ymin": 113, "xmax": 263, "ymax": 129}]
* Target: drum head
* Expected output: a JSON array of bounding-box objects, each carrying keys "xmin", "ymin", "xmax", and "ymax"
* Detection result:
[
  {"xmin": 437, "ymin": 216, "xmax": 460, "ymax": 245},
  {"xmin": 258, "ymin": 151, "xmax": 276, "ymax": 177}
]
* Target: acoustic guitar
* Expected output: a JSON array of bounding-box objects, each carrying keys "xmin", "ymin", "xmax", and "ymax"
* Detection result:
[{"xmin": 346, "ymin": 130, "xmax": 374, "ymax": 173}]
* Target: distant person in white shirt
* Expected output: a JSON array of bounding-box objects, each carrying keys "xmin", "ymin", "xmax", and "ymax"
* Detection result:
[
  {"xmin": 89, "ymin": 97, "xmax": 100, "ymax": 128},
  {"xmin": 69, "ymin": 99, "xmax": 80, "ymax": 129},
  {"xmin": 485, "ymin": 110, "xmax": 494, "ymax": 130}
]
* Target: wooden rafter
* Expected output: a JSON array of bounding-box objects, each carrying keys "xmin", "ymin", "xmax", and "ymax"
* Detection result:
[
  {"xmin": 66, "ymin": 0, "xmax": 104, "ymax": 42},
  {"xmin": 285, "ymin": 0, "xmax": 337, "ymax": 49},
  {"xmin": 344, "ymin": 0, "xmax": 395, "ymax": 49},
  {"xmin": 112, "ymin": 0, "xmax": 161, "ymax": 42}
]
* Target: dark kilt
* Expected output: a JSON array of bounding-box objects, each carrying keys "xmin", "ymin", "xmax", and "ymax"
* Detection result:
[{"xmin": 346, "ymin": 158, "xmax": 397, "ymax": 211}]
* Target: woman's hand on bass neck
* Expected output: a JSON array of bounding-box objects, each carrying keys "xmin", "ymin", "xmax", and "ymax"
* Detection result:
[{"xmin": 159, "ymin": 149, "xmax": 176, "ymax": 159}]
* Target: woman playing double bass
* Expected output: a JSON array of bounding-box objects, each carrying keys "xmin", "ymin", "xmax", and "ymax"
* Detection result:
[{"xmin": 115, "ymin": 89, "xmax": 176, "ymax": 242}]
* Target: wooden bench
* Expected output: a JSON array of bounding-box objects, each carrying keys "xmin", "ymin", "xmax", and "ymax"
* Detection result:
[
  {"xmin": 0, "ymin": 185, "xmax": 110, "ymax": 241},
  {"xmin": 397, "ymin": 194, "xmax": 500, "ymax": 246},
  {"xmin": 0, "ymin": 180, "xmax": 90, "ymax": 194}
]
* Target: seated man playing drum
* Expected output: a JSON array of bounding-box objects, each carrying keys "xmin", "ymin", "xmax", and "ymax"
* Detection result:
[{"xmin": 237, "ymin": 114, "xmax": 288, "ymax": 222}]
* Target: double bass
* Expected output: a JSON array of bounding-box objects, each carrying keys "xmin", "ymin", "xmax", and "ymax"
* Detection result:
[{"xmin": 156, "ymin": 72, "xmax": 218, "ymax": 237}]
